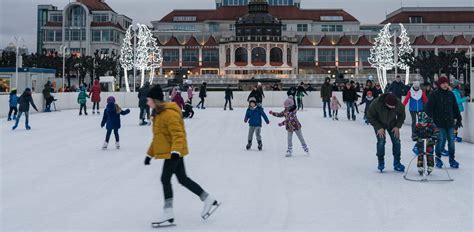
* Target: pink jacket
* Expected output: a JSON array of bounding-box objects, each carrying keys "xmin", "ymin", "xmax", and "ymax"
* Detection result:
[{"xmin": 330, "ymin": 97, "xmax": 341, "ymax": 111}]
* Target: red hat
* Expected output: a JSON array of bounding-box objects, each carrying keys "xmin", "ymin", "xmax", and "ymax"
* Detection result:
[
  {"xmin": 437, "ymin": 76, "xmax": 449, "ymax": 86},
  {"xmin": 384, "ymin": 93, "xmax": 398, "ymax": 107},
  {"xmin": 367, "ymin": 91, "xmax": 373, "ymax": 96}
]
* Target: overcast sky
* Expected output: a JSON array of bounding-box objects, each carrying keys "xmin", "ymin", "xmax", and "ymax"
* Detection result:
[{"xmin": 1, "ymin": 0, "xmax": 473, "ymax": 51}]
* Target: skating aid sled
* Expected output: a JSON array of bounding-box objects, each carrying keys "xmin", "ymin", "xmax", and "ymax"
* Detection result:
[{"xmin": 403, "ymin": 139, "xmax": 454, "ymax": 182}]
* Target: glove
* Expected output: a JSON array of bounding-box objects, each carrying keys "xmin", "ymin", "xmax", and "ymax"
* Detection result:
[
  {"xmin": 456, "ymin": 120, "xmax": 463, "ymax": 128},
  {"xmin": 144, "ymin": 156, "xmax": 152, "ymax": 165}
]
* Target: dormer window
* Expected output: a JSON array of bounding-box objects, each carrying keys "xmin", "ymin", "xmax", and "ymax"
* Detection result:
[
  {"xmin": 93, "ymin": 13, "xmax": 110, "ymax": 22},
  {"xmin": 409, "ymin": 16, "xmax": 423, "ymax": 23}
]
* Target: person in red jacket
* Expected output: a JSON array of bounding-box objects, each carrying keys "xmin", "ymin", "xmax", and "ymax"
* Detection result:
[
  {"xmin": 402, "ymin": 81, "xmax": 428, "ymax": 138},
  {"xmin": 89, "ymin": 79, "xmax": 102, "ymax": 114}
]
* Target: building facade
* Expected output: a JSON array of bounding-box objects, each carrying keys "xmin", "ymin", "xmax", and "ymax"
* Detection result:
[
  {"xmin": 151, "ymin": 1, "xmax": 474, "ymax": 78},
  {"xmin": 37, "ymin": 0, "xmax": 132, "ymax": 57}
]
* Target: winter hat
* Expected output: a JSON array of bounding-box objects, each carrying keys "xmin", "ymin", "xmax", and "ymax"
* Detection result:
[
  {"xmin": 248, "ymin": 97, "xmax": 257, "ymax": 104},
  {"xmin": 417, "ymin": 112, "xmax": 430, "ymax": 123},
  {"xmin": 107, "ymin": 96, "xmax": 115, "ymax": 104},
  {"xmin": 284, "ymin": 96, "xmax": 295, "ymax": 108},
  {"xmin": 437, "ymin": 76, "xmax": 449, "ymax": 86},
  {"xmin": 147, "ymin": 85, "xmax": 164, "ymax": 101},
  {"xmin": 384, "ymin": 93, "xmax": 398, "ymax": 107},
  {"xmin": 367, "ymin": 91, "xmax": 373, "ymax": 96},
  {"xmin": 24, "ymin": 88, "xmax": 31, "ymax": 93},
  {"xmin": 413, "ymin": 81, "xmax": 420, "ymax": 88},
  {"xmin": 452, "ymin": 79, "xmax": 460, "ymax": 87}
]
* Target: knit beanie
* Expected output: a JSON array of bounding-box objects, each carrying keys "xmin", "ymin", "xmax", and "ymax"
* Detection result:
[
  {"xmin": 284, "ymin": 96, "xmax": 295, "ymax": 108},
  {"xmin": 413, "ymin": 81, "xmax": 420, "ymax": 88},
  {"xmin": 384, "ymin": 93, "xmax": 398, "ymax": 107},
  {"xmin": 107, "ymin": 96, "xmax": 115, "ymax": 104},
  {"xmin": 147, "ymin": 85, "xmax": 164, "ymax": 101},
  {"xmin": 437, "ymin": 76, "xmax": 449, "ymax": 86},
  {"xmin": 248, "ymin": 97, "xmax": 257, "ymax": 104},
  {"xmin": 452, "ymin": 79, "xmax": 460, "ymax": 87}
]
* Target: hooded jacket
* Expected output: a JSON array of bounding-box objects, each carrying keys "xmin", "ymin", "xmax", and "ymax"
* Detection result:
[
  {"xmin": 138, "ymin": 83, "xmax": 151, "ymax": 108},
  {"xmin": 402, "ymin": 87, "xmax": 428, "ymax": 112},
  {"xmin": 9, "ymin": 91, "xmax": 18, "ymax": 107},
  {"xmin": 244, "ymin": 106, "xmax": 269, "ymax": 127},
  {"xmin": 89, "ymin": 80, "xmax": 101, "ymax": 102},
  {"xmin": 18, "ymin": 90, "xmax": 38, "ymax": 112},
  {"xmin": 101, "ymin": 102, "xmax": 130, "ymax": 130},
  {"xmin": 426, "ymin": 89, "xmax": 462, "ymax": 129},
  {"xmin": 320, "ymin": 78, "xmax": 332, "ymax": 101},
  {"xmin": 367, "ymin": 93, "xmax": 406, "ymax": 130},
  {"xmin": 77, "ymin": 89, "xmax": 89, "ymax": 105}
]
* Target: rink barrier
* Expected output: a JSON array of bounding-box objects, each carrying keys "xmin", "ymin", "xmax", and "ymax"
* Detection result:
[{"xmin": 1, "ymin": 92, "xmax": 472, "ymax": 143}]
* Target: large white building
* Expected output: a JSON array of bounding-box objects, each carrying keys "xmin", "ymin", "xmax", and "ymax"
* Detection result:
[{"xmin": 37, "ymin": 0, "xmax": 132, "ymax": 57}]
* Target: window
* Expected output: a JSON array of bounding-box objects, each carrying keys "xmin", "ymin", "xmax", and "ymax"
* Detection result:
[
  {"xmin": 50, "ymin": 13, "xmax": 63, "ymax": 22},
  {"xmin": 252, "ymin": 47, "xmax": 266, "ymax": 63},
  {"xmin": 229, "ymin": 24, "xmax": 235, "ymax": 31},
  {"xmin": 102, "ymin": 30, "xmax": 111, "ymax": 42},
  {"xmin": 297, "ymin": 24, "xmax": 308, "ymax": 32},
  {"xmin": 320, "ymin": 16, "xmax": 343, "ymax": 21},
  {"xmin": 318, "ymin": 49, "xmax": 335, "ymax": 62},
  {"xmin": 173, "ymin": 16, "xmax": 197, "ymax": 22},
  {"xmin": 358, "ymin": 49, "xmax": 370, "ymax": 62},
  {"xmin": 298, "ymin": 49, "xmax": 315, "ymax": 62},
  {"xmin": 226, "ymin": 48, "xmax": 231, "ymax": 63},
  {"xmin": 92, "ymin": 30, "xmax": 101, "ymax": 41},
  {"xmin": 338, "ymin": 49, "xmax": 355, "ymax": 62},
  {"xmin": 409, "ymin": 16, "xmax": 423, "ymax": 24},
  {"xmin": 235, "ymin": 47, "xmax": 248, "ymax": 63},
  {"xmin": 270, "ymin": 47, "xmax": 283, "ymax": 63},
  {"xmin": 282, "ymin": 24, "xmax": 287, "ymax": 31},
  {"xmin": 173, "ymin": 24, "xmax": 196, "ymax": 31},
  {"xmin": 45, "ymin": 30, "xmax": 55, "ymax": 42},
  {"xmin": 183, "ymin": 50, "xmax": 198, "ymax": 62},
  {"xmin": 71, "ymin": 29, "xmax": 81, "ymax": 41},
  {"xmin": 55, "ymin": 30, "xmax": 62, "ymax": 41},
  {"xmin": 203, "ymin": 50, "xmax": 219, "ymax": 62},
  {"xmin": 93, "ymin": 13, "xmax": 109, "ymax": 22},
  {"xmin": 321, "ymin": 25, "xmax": 343, "ymax": 32},
  {"xmin": 68, "ymin": 6, "xmax": 85, "ymax": 27},
  {"xmin": 163, "ymin": 49, "xmax": 179, "ymax": 62},
  {"xmin": 209, "ymin": 23, "xmax": 219, "ymax": 33}
]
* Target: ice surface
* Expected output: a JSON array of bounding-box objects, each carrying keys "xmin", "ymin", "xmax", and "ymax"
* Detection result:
[{"xmin": 1, "ymin": 108, "xmax": 472, "ymax": 231}]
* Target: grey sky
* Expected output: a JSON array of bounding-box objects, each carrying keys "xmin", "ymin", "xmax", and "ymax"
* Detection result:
[{"xmin": 1, "ymin": 0, "xmax": 473, "ymax": 51}]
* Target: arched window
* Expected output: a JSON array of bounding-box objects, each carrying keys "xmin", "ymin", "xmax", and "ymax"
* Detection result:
[
  {"xmin": 235, "ymin": 47, "xmax": 248, "ymax": 63},
  {"xmin": 226, "ymin": 48, "xmax": 231, "ymax": 63},
  {"xmin": 67, "ymin": 5, "xmax": 86, "ymax": 27},
  {"xmin": 252, "ymin": 47, "xmax": 266, "ymax": 63},
  {"xmin": 270, "ymin": 47, "xmax": 283, "ymax": 63}
]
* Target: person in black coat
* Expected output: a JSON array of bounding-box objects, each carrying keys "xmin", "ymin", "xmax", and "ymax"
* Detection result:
[
  {"xmin": 224, "ymin": 85, "xmax": 233, "ymax": 110},
  {"xmin": 12, "ymin": 88, "xmax": 38, "ymax": 130},
  {"xmin": 248, "ymin": 86, "xmax": 264, "ymax": 106},
  {"xmin": 425, "ymin": 76, "xmax": 462, "ymax": 168},
  {"xmin": 196, "ymin": 82, "xmax": 207, "ymax": 109},
  {"xmin": 362, "ymin": 80, "xmax": 378, "ymax": 101},
  {"xmin": 387, "ymin": 75, "xmax": 406, "ymax": 99},
  {"xmin": 287, "ymin": 86, "xmax": 297, "ymax": 105},
  {"xmin": 183, "ymin": 100, "xmax": 194, "ymax": 118},
  {"xmin": 342, "ymin": 82, "xmax": 358, "ymax": 120},
  {"xmin": 138, "ymin": 82, "xmax": 151, "ymax": 125}
]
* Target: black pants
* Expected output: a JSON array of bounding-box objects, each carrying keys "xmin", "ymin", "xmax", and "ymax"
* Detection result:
[
  {"xmin": 105, "ymin": 128, "xmax": 119, "ymax": 142},
  {"xmin": 183, "ymin": 109, "xmax": 194, "ymax": 118},
  {"xmin": 8, "ymin": 106, "xmax": 18, "ymax": 119},
  {"xmin": 197, "ymin": 97, "xmax": 205, "ymax": 108},
  {"xmin": 92, "ymin": 102, "xmax": 100, "ymax": 111},
  {"xmin": 79, "ymin": 103, "xmax": 87, "ymax": 114},
  {"xmin": 323, "ymin": 100, "xmax": 331, "ymax": 117},
  {"xmin": 139, "ymin": 106, "xmax": 150, "ymax": 120},
  {"xmin": 224, "ymin": 98, "xmax": 232, "ymax": 110},
  {"xmin": 410, "ymin": 111, "xmax": 418, "ymax": 138},
  {"xmin": 297, "ymin": 97, "xmax": 304, "ymax": 110},
  {"xmin": 354, "ymin": 102, "xmax": 360, "ymax": 114},
  {"xmin": 161, "ymin": 154, "xmax": 204, "ymax": 200}
]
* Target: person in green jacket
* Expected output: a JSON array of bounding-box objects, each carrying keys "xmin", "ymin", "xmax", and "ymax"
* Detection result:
[{"xmin": 78, "ymin": 86, "xmax": 90, "ymax": 116}]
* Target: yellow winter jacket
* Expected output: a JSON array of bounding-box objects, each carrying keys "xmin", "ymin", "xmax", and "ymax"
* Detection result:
[{"xmin": 147, "ymin": 102, "xmax": 188, "ymax": 159}]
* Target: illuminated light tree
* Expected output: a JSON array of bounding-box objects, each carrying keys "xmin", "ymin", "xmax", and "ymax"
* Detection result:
[
  {"xmin": 397, "ymin": 23, "xmax": 414, "ymax": 84},
  {"xmin": 119, "ymin": 25, "xmax": 133, "ymax": 92},
  {"xmin": 135, "ymin": 24, "xmax": 151, "ymax": 88},
  {"xmin": 369, "ymin": 23, "xmax": 395, "ymax": 92}
]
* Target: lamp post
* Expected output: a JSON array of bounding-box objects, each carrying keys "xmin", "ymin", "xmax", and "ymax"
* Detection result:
[
  {"xmin": 13, "ymin": 37, "xmax": 25, "ymax": 89},
  {"xmin": 60, "ymin": 45, "xmax": 68, "ymax": 90}
]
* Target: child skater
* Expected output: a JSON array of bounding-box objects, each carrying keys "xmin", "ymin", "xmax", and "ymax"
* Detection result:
[
  {"xmin": 182, "ymin": 99, "xmax": 194, "ymax": 119},
  {"xmin": 330, "ymin": 94, "xmax": 342, "ymax": 121},
  {"xmin": 244, "ymin": 97, "xmax": 270, "ymax": 151},
  {"xmin": 78, "ymin": 86, "xmax": 89, "ymax": 115},
  {"xmin": 270, "ymin": 96, "xmax": 309, "ymax": 157},
  {"xmin": 412, "ymin": 112, "xmax": 439, "ymax": 175},
  {"xmin": 12, "ymin": 88, "xmax": 38, "ymax": 130},
  {"xmin": 101, "ymin": 96, "xmax": 130, "ymax": 150},
  {"xmin": 359, "ymin": 91, "xmax": 375, "ymax": 124},
  {"xmin": 144, "ymin": 85, "xmax": 220, "ymax": 227},
  {"xmin": 7, "ymin": 88, "xmax": 18, "ymax": 121},
  {"xmin": 172, "ymin": 90, "xmax": 185, "ymax": 109}
]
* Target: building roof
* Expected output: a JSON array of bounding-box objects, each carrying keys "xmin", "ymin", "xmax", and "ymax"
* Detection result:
[
  {"xmin": 159, "ymin": 6, "xmax": 358, "ymax": 23},
  {"xmin": 355, "ymin": 35, "xmax": 372, "ymax": 46},
  {"xmin": 77, "ymin": 0, "xmax": 114, "ymax": 12},
  {"xmin": 412, "ymin": 35, "xmax": 431, "ymax": 45},
  {"xmin": 91, "ymin": 21, "xmax": 124, "ymax": 30},
  {"xmin": 299, "ymin": 35, "xmax": 314, "ymax": 46},
  {"xmin": 451, "ymin": 35, "xmax": 469, "ymax": 45},
  {"xmin": 382, "ymin": 7, "xmax": 474, "ymax": 24},
  {"xmin": 163, "ymin": 36, "xmax": 182, "ymax": 46},
  {"xmin": 336, "ymin": 35, "xmax": 353, "ymax": 46},
  {"xmin": 431, "ymin": 35, "xmax": 451, "ymax": 45},
  {"xmin": 184, "ymin": 36, "xmax": 200, "ymax": 46},
  {"xmin": 203, "ymin": 36, "xmax": 218, "ymax": 46},
  {"xmin": 317, "ymin": 36, "xmax": 334, "ymax": 46}
]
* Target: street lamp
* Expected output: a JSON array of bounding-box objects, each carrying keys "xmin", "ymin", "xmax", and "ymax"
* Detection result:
[
  {"xmin": 13, "ymin": 37, "xmax": 25, "ymax": 89},
  {"xmin": 60, "ymin": 45, "xmax": 69, "ymax": 90}
]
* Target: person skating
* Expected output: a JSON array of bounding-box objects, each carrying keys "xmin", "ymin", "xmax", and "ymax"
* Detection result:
[
  {"xmin": 101, "ymin": 96, "xmax": 130, "ymax": 150},
  {"xmin": 7, "ymin": 88, "xmax": 18, "ymax": 121},
  {"xmin": 412, "ymin": 112, "xmax": 439, "ymax": 175},
  {"xmin": 425, "ymin": 76, "xmax": 462, "ymax": 169},
  {"xmin": 89, "ymin": 79, "xmax": 101, "ymax": 114},
  {"xmin": 270, "ymin": 96, "xmax": 309, "ymax": 157},
  {"xmin": 187, "ymin": 85, "xmax": 194, "ymax": 104},
  {"xmin": 361, "ymin": 80, "xmax": 379, "ymax": 100},
  {"xmin": 12, "ymin": 88, "xmax": 38, "ymax": 130},
  {"xmin": 138, "ymin": 82, "xmax": 151, "ymax": 126},
  {"xmin": 224, "ymin": 85, "xmax": 233, "ymax": 110},
  {"xmin": 182, "ymin": 100, "xmax": 194, "ymax": 119},
  {"xmin": 42, "ymin": 81, "xmax": 55, "ymax": 112},
  {"xmin": 77, "ymin": 87, "xmax": 89, "ymax": 116},
  {"xmin": 296, "ymin": 82, "xmax": 308, "ymax": 110},
  {"xmin": 144, "ymin": 85, "xmax": 220, "ymax": 227},
  {"xmin": 248, "ymin": 85, "xmax": 264, "ymax": 106},
  {"xmin": 367, "ymin": 93, "xmax": 406, "ymax": 172},
  {"xmin": 320, "ymin": 77, "xmax": 333, "ymax": 118},
  {"xmin": 387, "ymin": 75, "xmax": 406, "ymax": 99},
  {"xmin": 244, "ymin": 97, "xmax": 270, "ymax": 151},
  {"xmin": 359, "ymin": 91, "xmax": 375, "ymax": 124},
  {"xmin": 402, "ymin": 81, "xmax": 428, "ymax": 139},
  {"xmin": 172, "ymin": 90, "xmax": 185, "ymax": 110},
  {"xmin": 451, "ymin": 80, "xmax": 468, "ymax": 142},
  {"xmin": 342, "ymin": 82, "xmax": 357, "ymax": 121},
  {"xmin": 196, "ymin": 82, "xmax": 207, "ymax": 109},
  {"xmin": 330, "ymin": 94, "xmax": 342, "ymax": 121}
]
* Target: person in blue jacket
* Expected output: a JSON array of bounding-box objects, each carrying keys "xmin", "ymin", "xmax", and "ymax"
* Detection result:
[
  {"xmin": 7, "ymin": 89, "xmax": 18, "ymax": 121},
  {"xmin": 451, "ymin": 80, "xmax": 468, "ymax": 142},
  {"xmin": 12, "ymin": 88, "xmax": 38, "ymax": 130},
  {"xmin": 244, "ymin": 97, "xmax": 270, "ymax": 151},
  {"xmin": 101, "ymin": 96, "xmax": 130, "ymax": 150}
]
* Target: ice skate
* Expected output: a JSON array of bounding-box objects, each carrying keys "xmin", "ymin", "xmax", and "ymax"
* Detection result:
[
  {"xmin": 377, "ymin": 161, "xmax": 385, "ymax": 172},
  {"xmin": 435, "ymin": 157, "xmax": 443, "ymax": 168},
  {"xmin": 285, "ymin": 147, "xmax": 293, "ymax": 157},
  {"xmin": 302, "ymin": 144, "xmax": 310, "ymax": 156},
  {"xmin": 393, "ymin": 161, "xmax": 405, "ymax": 172},
  {"xmin": 201, "ymin": 195, "xmax": 220, "ymax": 220},
  {"xmin": 418, "ymin": 167, "xmax": 424, "ymax": 175},
  {"xmin": 92, "ymin": 110, "xmax": 96, "ymax": 114},
  {"xmin": 115, "ymin": 142, "xmax": 120, "ymax": 149},
  {"xmin": 26, "ymin": 125, "xmax": 31, "ymax": 130},
  {"xmin": 257, "ymin": 141, "xmax": 262, "ymax": 151},
  {"xmin": 449, "ymin": 159, "xmax": 459, "ymax": 169},
  {"xmin": 455, "ymin": 136, "xmax": 462, "ymax": 143},
  {"xmin": 151, "ymin": 207, "xmax": 175, "ymax": 228},
  {"xmin": 246, "ymin": 141, "xmax": 252, "ymax": 150},
  {"xmin": 139, "ymin": 120, "xmax": 148, "ymax": 126},
  {"xmin": 7, "ymin": 117, "xmax": 11, "ymax": 121},
  {"xmin": 427, "ymin": 166, "xmax": 433, "ymax": 175},
  {"xmin": 102, "ymin": 142, "xmax": 108, "ymax": 150}
]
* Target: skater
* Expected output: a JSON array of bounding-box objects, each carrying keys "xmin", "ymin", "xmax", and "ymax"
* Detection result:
[
  {"xmin": 359, "ymin": 91, "xmax": 375, "ymax": 124},
  {"xmin": 169, "ymin": 87, "xmax": 178, "ymax": 101},
  {"xmin": 296, "ymin": 82, "xmax": 308, "ymax": 110},
  {"xmin": 187, "ymin": 85, "xmax": 194, "ymax": 103},
  {"xmin": 361, "ymin": 80, "xmax": 379, "ymax": 100},
  {"xmin": 367, "ymin": 93, "xmax": 406, "ymax": 172},
  {"xmin": 248, "ymin": 85, "xmax": 264, "ymax": 106},
  {"xmin": 138, "ymin": 82, "xmax": 151, "ymax": 126},
  {"xmin": 77, "ymin": 87, "xmax": 89, "ymax": 116},
  {"xmin": 196, "ymin": 82, "xmax": 207, "ymax": 109},
  {"xmin": 144, "ymin": 85, "xmax": 219, "ymax": 227},
  {"xmin": 12, "ymin": 88, "xmax": 38, "ymax": 130},
  {"xmin": 182, "ymin": 100, "xmax": 194, "ymax": 119},
  {"xmin": 330, "ymin": 94, "xmax": 342, "ymax": 121},
  {"xmin": 100, "ymin": 96, "xmax": 130, "ymax": 150},
  {"xmin": 321, "ymin": 77, "xmax": 333, "ymax": 118},
  {"xmin": 42, "ymin": 81, "xmax": 55, "ymax": 112},
  {"xmin": 451, "ymin": 80, "xmax": 468, "ymax": 142},
  {"xmin": 426, "ymin": 76, "xmax": 462, "ymax": 169},
  {"xmin": 172, "ymin": 90, "xmax": 185, "ymax": 110},
  {"xmin": 412, "ymin": 112, "xmax": 439, "ymax": 175},
  {"xmin": 7, "ymin": 88, "xmax": 18, "ymax": 121},
  {"xmin": 270, "ymin": 96, "xmax": 309, "ymax": 157},
  {"xmin": 89, "ymin": 79, "xmax": 101, "ymax": 114},
  {"xmin": 224, "ymin": 85, "xmax": 233, "ymax": 110},
  {"xmin": 402, "ymin": 81, "xmax": 428, "ymax": 139},
  {"xmin": 244, "ymin": 97, "xmax": 270, "ymax": 151},
  {"xmin": 387, "ymin": 75, "xmax": 406, "ymax": 99},
  {"xmin": 342, "ymin": 82, "xmax": 357, "ymax": 121}
]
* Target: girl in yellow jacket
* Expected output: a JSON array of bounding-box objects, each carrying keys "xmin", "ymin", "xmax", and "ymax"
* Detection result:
[{"xmin": 144, "ymin": 85, "xmax": 220, "ymax": 227}]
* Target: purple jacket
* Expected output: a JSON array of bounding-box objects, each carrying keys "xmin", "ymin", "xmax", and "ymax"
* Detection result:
[{"xmin": 271, "ymin": 107, "xmax": 301, "ymax": 132}]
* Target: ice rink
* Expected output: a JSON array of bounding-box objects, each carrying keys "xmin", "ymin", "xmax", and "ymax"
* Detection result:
[{"xmin": 1, "ymin": 107, "xmax": 473, "ymax": 231}]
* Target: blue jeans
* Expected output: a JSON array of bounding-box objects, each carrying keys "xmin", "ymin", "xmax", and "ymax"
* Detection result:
[
  {"xmin": 346, "ymin": 101, "xmax": 355, "ymax": 119},
  {"xmin": 436, "ymin": 127, "xmax": 455, "ymax": 159},
  {"xmin": 375, "ymin": 129, "xmax": 401, "ymax": 163},
  {"xmin": 14, "ymin": 111, "xmax": 29, "ymax": 128},
  {"xmin": 323, "ymin": 100, "xmax": 331, "ymax": 117}
]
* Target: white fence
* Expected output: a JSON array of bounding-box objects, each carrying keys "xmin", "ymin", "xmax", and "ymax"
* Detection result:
[{"xmin": 1, "ymin": 92, "xmax": 473, "ymax": 143}]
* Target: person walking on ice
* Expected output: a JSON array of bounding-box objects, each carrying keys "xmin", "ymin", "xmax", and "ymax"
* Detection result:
[
  {"xmin": 77, "ymin": 86, "xmax": 89, "ymax": 116},
  {"xmin": 12, "ymin": 88, "xmax": 38, "ymax": 130},
  {"xmin": 144, "ymin": 85, "xmax": 220, "ymax": 227},
  {"xmin": 101, "ymin": 96, "xmax": 130, "ymax": 150},
  {"xmin": 89, "ymin": 79, "xmax": 101, "ymax": 114},
  {"xmin": 244, "ymin": 97, "xmax": 270, "ymax": 151},
  {"xmin": 270, "ymin": 96, "xmax": 309, "ymax": 157},
  {"xmin": 330, "ymin": 94, "xmax": 342, "ymax": 121},
  {"xmin": 7, "ymin": 88, "xmax": 18, "ymax": 121}
]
